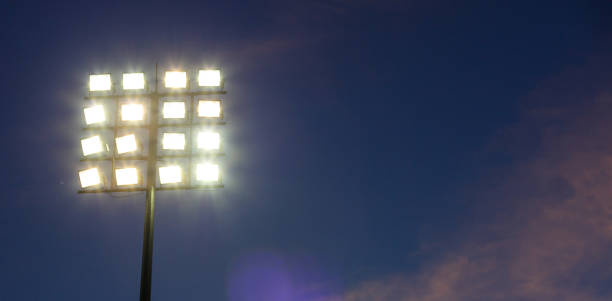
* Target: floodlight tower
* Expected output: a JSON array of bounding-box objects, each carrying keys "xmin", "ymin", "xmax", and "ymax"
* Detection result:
[{"xmin": 78, "ymin": 65, "xmax": 226, "ymax": 301}]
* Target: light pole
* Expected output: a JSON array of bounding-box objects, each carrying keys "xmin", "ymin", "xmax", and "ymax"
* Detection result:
[{"xmin": 77, "ymin": 65, "xmax": 226, "ymax": 301}]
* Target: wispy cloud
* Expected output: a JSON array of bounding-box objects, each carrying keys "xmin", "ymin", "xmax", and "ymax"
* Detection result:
[{"xmin": 319, "ymin": 56, "xmax": 612, "ymax": 301}]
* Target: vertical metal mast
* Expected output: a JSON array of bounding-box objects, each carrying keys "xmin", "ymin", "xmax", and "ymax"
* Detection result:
[{"xmin": 140, "ymin": 64, "xmax": 159, "ymax": 301}]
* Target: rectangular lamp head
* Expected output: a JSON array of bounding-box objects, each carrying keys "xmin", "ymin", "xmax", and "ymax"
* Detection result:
[
  {"xmin": 162, "ymin": 133, "xmax": 185, "ymax": 150},
  {"xmin": 121, "ymin": 103, "xmax": 144, "ymax": 121},
  {"xmin": 159, "ymin": 166, "xmax": 182, "ymax": 184},
  {"xmin": 198, "ymin": 69, "xmax": 221, "ymax": 87},
  {"xmin": 89, "ymin": 74, "xmax": 111, "ymax": 91},
  {"xmin": 163, "ymin": 101, "xmax": 185, "ymax": 119},
  {"xmin": 196, "ymin": 163, "xmax": 219, "ymax": 182},
  {"xmin": 84, "ymin": 105, "xmax": 105, "ymax": 125},
  {"xmin": 165, "ymin": 71, "xmax": 187, "ymax": 88},
  {"xmin": 197, "ymin": 131, "xmax": 220, "ymax": 150},
  {"xmin": 115, "ymin": 167, "xmax": 139, "ymax": 186},
  {"xmin": 116, "ymin": 134, "xmax": 138, "ymax": 154},
  {"xmin": 123, "ymin": 73, "xmax": 145, "ymax": 90},
  {"xmin": 81, "ymin": 135, "xmax": 104, "ymax": 156},
  {"xmin": 79, "ymin": 167, "xmax": 101, "ymax": 188},
  {"xmin": 198, "ymin": 100, "xmax": 221, "ymax": 118}
]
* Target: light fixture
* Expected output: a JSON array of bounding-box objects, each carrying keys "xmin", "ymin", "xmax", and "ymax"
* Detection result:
[
  {"xmin": 163, "ymin": 101, "xmax": 185, "ymax": 119},
  {"xmin": 197, "ymin": 131, "xmax": 220, "ymax": 150},
  {"xmin": 123, "ymin": 73, "xmax": 145, "ymax": 90},
  {"xmin": 159, "ymin": 166, "xmax": 182, "ymax": 184},
  {"xmin": 115, "ymin": 167, "xmax": 139, "ymax": 186},
  {"xmin": 79, "ymin": 167, "xmax": 102, "ymax": 188},
  {"xmin": 162, "ymin": 133, "xmax": 185, "ymax": 150},
  {"xmin": 89, "ymin": 74, "xmax": 111, "ymax": 91},
  {"xmin": 116, "ymin": 134, "xmax": 138, "ymax": 154},
  {"xmin": 198, "ymin": 69, "xmax": 221, "ymax": 87},
  {"xmin": 81, "ymin": 135, "xmax": 104, "ymax": 156},
  {"xmin": 196, "ymin": 163, "xmax": 219, "ymax": 182},
  {"xmin": 198, "ymin": 100, "xmax": 221, "ymax": 118},
  {"xmin": 121, "ymin": 103, "xmax": 144, "ymax": 121},
  {"xmin": 79, "ymin": 66, "xmax": 228, "ymax": 301},
  {"xmin": 164, "ymin": 71, "xmax": 187, "ymax": 88},
  {"xmin": 84, "ymin": 105, "xmax": 105, "ymax": 125}
]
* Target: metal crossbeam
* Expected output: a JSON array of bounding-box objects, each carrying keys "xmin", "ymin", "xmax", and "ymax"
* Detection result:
[
  {"xmin": 78, "ymin": 184, "xmax": 224, "ymax": 194},
  {"xmin": 84, "ymin": 90, "xmax": 226, "ymax": 100}
]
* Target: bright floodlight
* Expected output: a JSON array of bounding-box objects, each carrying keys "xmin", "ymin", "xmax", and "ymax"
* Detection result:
[
  {"xmin": 197, "ymin": 131, "xmax": 220, "ymax": 150},
  {"xmin": 198, "ymin": 100, "xmax": 221, "ymax": 118},
  {"xmin": 196, "ymin": 163, "xmax": 219, "ymax": 182},
  {"xmin": 123, "ymin": 73, "xmax": 145, "ymax": 90},
  {"xmin": 121, "ymin": 103, "xmax": 144, "ymax": 121},
  {"xmin": 162, "ymin": 133, "xmax": 185, "ymax": 150},
  {"xmin": 165, "ymin": 71, "xmax": 187, "ymax": 88},
  {"xmin": 116, "ymin": 134, "xmax": 138, "ymax": 154},
  {"xmin": 84, "ymin": 105, "xmax": 105, "ymax": 125},
  {"xmin": 115, "ymin": 167, "xmax": 139, "ymax": 186},
  {"xmin": 163, "ymin": 102, "xmax": 185, "ymax": 119},
  {"xmin": 81, "ymin": 135, "xmax": 104, "ymax": 156},
  {"xmin": 159, "ymin": 166, "xmax": 182, "ymax": 184},
  {"xmin": 89, "ymin": 74, "xmax": 111, "ymax": 91},
  {"xmin": 198, "ymin": 69, "xmax": 221, "ymax": 87},
  {"xmin": 79, "ymin": 167, "xmax": 101, "ymax": 188}
]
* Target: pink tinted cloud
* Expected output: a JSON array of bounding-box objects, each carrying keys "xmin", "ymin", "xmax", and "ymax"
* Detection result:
[{"xmin": 320, "ymin": 58, "xmax": 612, "ymax": 301}]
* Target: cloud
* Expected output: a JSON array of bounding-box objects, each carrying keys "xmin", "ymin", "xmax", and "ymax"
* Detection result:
[{"xmin": 319, "ymin": 57, "xmax": 612, "ymax": 300}]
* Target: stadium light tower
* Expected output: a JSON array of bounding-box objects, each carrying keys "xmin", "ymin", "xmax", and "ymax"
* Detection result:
[{"xmin": 78, "ymin": 65, "xmax": 226, "ymax": 301}]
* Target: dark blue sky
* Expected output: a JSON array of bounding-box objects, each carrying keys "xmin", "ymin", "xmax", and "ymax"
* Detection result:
[{"xmin": 3, "ymin": 1, "xmax": 612, "ymax": 300}]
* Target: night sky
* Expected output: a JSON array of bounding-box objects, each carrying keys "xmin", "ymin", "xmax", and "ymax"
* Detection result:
[{"xmin": 3, "ymin": 1, "xmax": 612, "ymax": 300}]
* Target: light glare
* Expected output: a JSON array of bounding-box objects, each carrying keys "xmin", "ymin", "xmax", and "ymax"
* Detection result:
[
  {"xmin": 123, "ymin": 73, "xmax": 145, "ymax": 90},
  {"xmin": 79, "ymin": 168, "xmax": 101, "ymax": 188},
  {"xmin": 197, "ymin": 131, "xmax": 220, "ymax": 150},
  {"xmin": 198, "ymin": 100, "xmax": 221, "ymax": 118},
  {"xmin": 84, "ymin": 105, "xmax": 105, "ymax": 125},
  {"xmin": 159, "ymin": 166, "xmax": 182, "ymax": 184},
  {"xmin": 163, "ymin": 102, "xmax": 185, "ymax": 119},
  {"xmin": 198, "ymin": 70, "xmax": 221, "ymax": 87},
  {"xmin": 116, "ymin": 134, "xmax": 138, "ymax": 154},
  {"xmin": 121, "ymin": 103, "xmax": 144, "ymax": 121},
  {"xmin": 165, "ymin": 71, "xmax": 187, "ymax": 88},
  {"xmin": 162, "ymin": 133, "xmax": 185, "ymax": 150},
  {"xmin": 196, "ymin": 163, "xmax": 219, "ymax": 182},
  {"xmin": 115, "ymin": 167, "xmax": 139, "ymax": 186},
  {"xmin": 89, "ymin": 74, "xmax": 111, "ymax": 91},
  {"xmin": 81, "ymin": 136, "xmax": 104, "ymax": 156}
]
